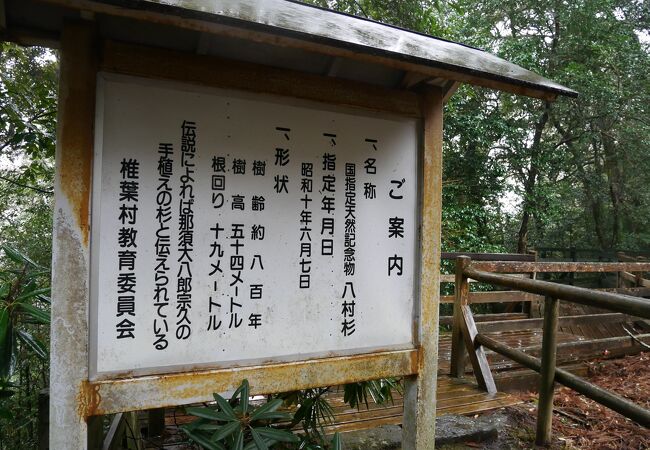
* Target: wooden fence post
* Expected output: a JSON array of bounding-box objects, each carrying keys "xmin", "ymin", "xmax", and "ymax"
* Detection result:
[
  {"xmin": 536, "ymin": 296, "xmax": 560, "ymax": 445},
  {"xmin": 38, "ymin": 389, "xmax": 49, "ymax": 450},
  {"xmin": 88, "ymin": 416, "xmax": 103, "ymax": 450},
  {"xmin": 147, "ymin": 408, "xmax": 165, "ymax": 439},
  {"xmin": 450, "ymin": 256, "xmax": 470, "ymax": 378}
]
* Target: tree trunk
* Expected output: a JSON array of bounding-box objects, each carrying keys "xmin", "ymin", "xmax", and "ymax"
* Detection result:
[{"xmin": 517, "ymin": 102, "xmax": 551, "ymax": 253}]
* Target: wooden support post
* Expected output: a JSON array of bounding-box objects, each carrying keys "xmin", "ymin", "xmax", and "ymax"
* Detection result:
[
  {"xmin": 401, "ymin": 85, "xmax": 443, "ymax": 450},
  {"xmin": 570, "ymin": 247, "xmax": 576, "ymax": 285},
  {"xmin": 124, "ymin": 412, "xmax": 143, "ymax": 450},
  {"xmin": 526, "ymin": 250, "xmax": 541, "ymax": 317},
  {"xmin": 450, "ymin": 256, "xmax": 470, "ymax": 378},
  {"xmin": 460, "ymin": 305, "xmax": 497, "ymax": 393},
  {"xmin": 147, "ymin": 408, "xmax": 165, "ymax": 438},
  {"xmin": 38, "ymin": 389, "xmax": 49, "ymax": 450},
  {"xmin": 50, "ymin": 19, "xmax": 97, "ymax": 450},
  {"xmin": 536, "ymin": 296, "xmax": 559, "ymax": 446},
  {"xmin": 88, "ymin": 416, "xmax": 104, "ymax": 450}
]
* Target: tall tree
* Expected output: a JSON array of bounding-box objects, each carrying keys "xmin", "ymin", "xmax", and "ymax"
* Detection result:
[
  {"xmin": 455, "ymin": 0, "xmax": 650, "ymax": 251},
  {"xmin": 0, "ymin": 43, "xmax": 57, "ymax": 265}
]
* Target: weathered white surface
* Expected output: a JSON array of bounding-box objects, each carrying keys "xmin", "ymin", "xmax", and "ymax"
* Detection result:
[
  {"xmin": 91, "ymin": 74, "xmax": 418, "ymax": 378},
  {"xmin": 146, "ymin": 0, "xmax": 576, "ymax": 97}
]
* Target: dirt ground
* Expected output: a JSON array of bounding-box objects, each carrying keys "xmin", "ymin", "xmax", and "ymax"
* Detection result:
[{"xmin": 458, "ymin": 352, "xmax": 650, "ymax": 449}]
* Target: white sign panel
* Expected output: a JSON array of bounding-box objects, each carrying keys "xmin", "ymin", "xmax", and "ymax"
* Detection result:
[{"xmin": 90, "ymin": 74, "xmax": 418, "ymax": 378}]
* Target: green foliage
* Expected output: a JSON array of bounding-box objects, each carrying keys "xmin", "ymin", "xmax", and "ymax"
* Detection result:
[
  {"xmin": 0, "ymin": 246, "xmax": 51, "ymax": 448},
  {"xmin": 182, "ymin": 379, "xmax": 300, "ymax": 449},
  {"xmin": 182, "ymin": 380, "xmax": 350, "ymax": 449},
  {"xmin": 0, "ymin": 245, "xmax": 50, "ymax": 386},
  {"xmin": 0, "ymin": 43, "xmax": 57, "ymax": 178},
  {"xmin": 303, "ymin": 0, "xmax": 452, "ymax": 36},
  {"xmin": 452, "ymin": 0, "xmax": 650, "ymax": 252},
  {"xmin": 343, "ymin": 378, "xmax": 400, "ymax": 410},
  {"xmin": 0, "ymin": 43, "xmax": 56, "ymax": 268}
]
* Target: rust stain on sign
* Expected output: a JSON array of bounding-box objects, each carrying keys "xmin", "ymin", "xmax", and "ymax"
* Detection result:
[
  {"xmin": 77, "ymin": 380, "xmax": 101, "ymax": 420},
  {"xmin": 56, "ymin": 21, "xmax": 97, "ymax": 246},
  {"xmin": 82, "ymin": 350, "xmax": 419, "ymax": 416}
]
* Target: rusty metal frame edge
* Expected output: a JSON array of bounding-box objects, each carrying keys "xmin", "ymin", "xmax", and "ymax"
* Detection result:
[{"xmin": 81, "ymin": 348, "xmax": 418, "ymax": 417}]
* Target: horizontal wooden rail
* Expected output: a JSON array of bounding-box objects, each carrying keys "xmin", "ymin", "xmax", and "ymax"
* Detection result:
[
  {"xmin": 441, "ymin": 287, "xmax": 650, "ymax": 305},
  {"xmin": 440, "ymin": 273, "xmax": 529, "ymax": 283},
  {"xmin": 476, "ymin": 333, "xmax": 650, "ymax": 428},
  {"xmin": 485, "ymin": 333, "xmax": 650, "ymax": 367},
  {"xmin": 440, "ymin": 290, "xmax": 542, "ymax": 304},
  {"xmin": 476, "ymin": 312, "xmax": 630, "ymax": 333},
  {"xmin": 463, "ymin": 267, "xmax": 650, "ymax": 320},
  {"xmin": 471, "ymin": 261, "xmax": 650, "ymax": 273},
  {"xmin": 441, "ymin": 252, "xmax": 535, "ymax": 262},
  {"xmin": 439, "ymin": 313, "xmax": 527, "ymax": 327}
]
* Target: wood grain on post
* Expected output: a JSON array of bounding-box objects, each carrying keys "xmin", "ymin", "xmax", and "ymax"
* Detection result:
[
  {"xmin": 450, "ymin": 256, "xmax": 470, "ymax": 378},
  {"xmin": 401, "ymin": 86, "xmax": 443, "ymax": 450},
  {"xmin": 536, "ymin": 296, "xmax": 560, "ymax": 446},
  {"xmin": 460, "ymin": 304, "xmax": 497, "ymax": 393}
]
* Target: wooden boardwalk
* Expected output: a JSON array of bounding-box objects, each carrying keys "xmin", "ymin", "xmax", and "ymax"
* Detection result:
[
  {"xmin": 319, "ymin": 376, "xmax": 520, "ymax": 434},
  {"xmin": 154, "ymin": 375, "xmax": 520, "ymax": 447}
]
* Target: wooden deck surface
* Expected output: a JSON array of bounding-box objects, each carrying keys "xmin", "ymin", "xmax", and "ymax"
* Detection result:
[
  {"xmin": 319, "ymin": 376, "xmax": 520, "ymax": 434},
  {"xmin": 158, "ymin": 375, "xmax": 521, "ymax": 442}
]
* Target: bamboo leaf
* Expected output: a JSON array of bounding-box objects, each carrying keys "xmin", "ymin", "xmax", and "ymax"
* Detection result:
[
  {"xmin": 213, "ymin": 393, "xmax": 237, "ymax": 420},
  {"xmin": 210, "ymin": 420, "xmax": 240, "ymax": 441},
  {"xmin": 15, "ymin": 287, "xmax": 50, "ymax": 302},
  {"xmin": 251, "ymin": 411, "xmax": 292, "ymax": 421},
  {"xmin": 236, "ymin": 379, "xmax": 250, "ymax": 415},
  {"xmin": 0, "ymin": 310, "xmax": 13, "ymax": 379},
  {"xmin": 241, "ymin": 379, "xmax": 250, "ymax": 414},
  {"xmin": 16, "ymin": 302, "xmax": 49, "ymax": 324},
  {"xmin": 232, "ymin": 426, "xmax": 244, "ymax": 450},
  {"xmin": 182, "ymin": 426, "xmax": 226, "ymax": 450},
  {"xmin": 249, "ymin": 427, "xmax": 269, "ymax": 450},
  {"xmin": 2, "ymin": 246, "xmax": 41, "ymax": 269},
  {"xmin": 255, "ymin": 427, "xmax": 300, "ymax": 443},
  {"xmin": 186, "ymin": 406, "xmax": 231, "ymax": 422},
  {"xmin": 331, "ymin": 432, "xmax": 342, "ymax": 450},
  {"xmin": 243, "ymin": 438, "xmax": 276, "ymax": 450},
  {"xmin": 249, "ymin": 398, "xmax": 283, "ymax": 421},
  {"xmin": 16, "ymin": 329, "xmax": 47, "ymax": 359}
]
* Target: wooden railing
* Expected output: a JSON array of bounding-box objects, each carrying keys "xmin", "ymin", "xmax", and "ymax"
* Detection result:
[
  {"xmin": 440, "ymin": 252, "xmax": 542, "ymax": 320},
  {"xmin": 450, "ymin": 256, "xmax": 650, "ymax": 445}
]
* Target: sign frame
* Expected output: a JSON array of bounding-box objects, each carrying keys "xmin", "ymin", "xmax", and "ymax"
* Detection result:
[
  {"xmin": 88, "ymin": 71, "xmax": 421, "ymax": 380},
  {"xmin": 50, "ymin": 21, "xmax": 442, "ymax": 449}
]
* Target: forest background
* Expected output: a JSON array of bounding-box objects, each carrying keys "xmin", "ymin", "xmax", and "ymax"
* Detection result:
[{"xmin": 0, "ymin": 0, "xmax": 648, "ymax": 447}]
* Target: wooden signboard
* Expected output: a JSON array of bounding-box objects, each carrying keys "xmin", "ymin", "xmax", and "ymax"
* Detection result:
[
  {"xmin": 50, "ymin": 24, "xmax": 442, "ymax": 450},
  {"xmin": 90, "ymin": 73, "xmax": 419, "ymax": 377}
]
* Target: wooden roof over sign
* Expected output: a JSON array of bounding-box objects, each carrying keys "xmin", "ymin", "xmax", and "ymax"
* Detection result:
[{"xmin": 1, "ymin": 0, "xmax": 577, "ymax": 100}]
